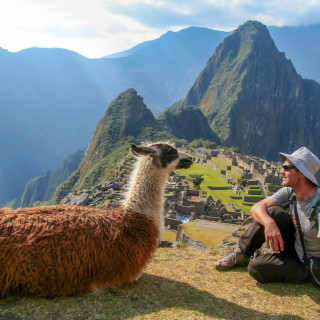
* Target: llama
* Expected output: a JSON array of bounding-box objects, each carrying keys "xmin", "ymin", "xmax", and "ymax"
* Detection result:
[{"xmin": 0, "ymin": 143, "xmax": 192, "ymax": 297}]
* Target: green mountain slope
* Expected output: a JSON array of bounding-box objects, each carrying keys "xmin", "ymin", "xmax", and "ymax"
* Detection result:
[
  {"xmin": 51, "ymin": 89, "xmax": 175, "ymax": 204},
  {"xmin": 0, "ymin": 27, "xmax": 227, "ymax": 204},
  {"xmin": 7, "ymin": 149, "xmax": 85, "ymax": 208},
  {"xmin": 76, "ymin": 88, "xmax": 168, "ymax": 188}
]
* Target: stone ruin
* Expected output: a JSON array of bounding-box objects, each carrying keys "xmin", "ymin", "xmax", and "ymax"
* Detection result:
[
  {"xmin": 63, "ymin": 145, "xmax": 280, "ymax": 236},
  {"xmin": 64, "ymin": 180, "xmax": 123, "ymax": 207},
  {"xmin": 218, "ymin": 149, "xmax": 282, "ymax": 196},
  {"xmin": 201, "ymin": 195, "xmax": 251, "ymax": 225},
  {"xmin": 162, "ymin": 146, "xmax": 283, "ymax": 230},
  {"xmin": 163, "ymin": 172, "xmax": 251, "ymax": 230}
]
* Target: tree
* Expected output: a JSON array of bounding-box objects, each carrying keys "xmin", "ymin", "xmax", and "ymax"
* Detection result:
[
  {"xmin": 190, "ymin": 174, "xmax": 204, "ymax": 190},
  {"xmin": 227, "ymin": 146, "xmax": 242, "ymax": 154},
  {"xmin": 187, "ymin": 138, "xmax": 217, "ymax": 150}
]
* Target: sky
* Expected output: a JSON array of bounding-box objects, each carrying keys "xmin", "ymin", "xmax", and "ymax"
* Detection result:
[{"xmin": 1, "ymin": 0, "xmax": 320, "ymax": 58}]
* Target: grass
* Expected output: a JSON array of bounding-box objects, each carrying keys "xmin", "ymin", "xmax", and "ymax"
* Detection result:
[
  {"xmin": 209, "ymin": 158, "xmax": 241, "ymax": 180},
  {"xmin": 179, "ymin": 163, "xmax": 229, "ymax": 188},
  {"xmin": 212, "ymin": 157, "xmax": 230, "ymax": 167},
  {"xmin": 248, "ymin": 186, "xmax": 261, "ymax": 190},
  {"xmin": 177, "ymin": 163, "xmax": 257, "ymax": 214},
  {"xmin": 182, "ymin": 220, "xmax": 239, "ymax": 248},
  {"xmin": 162, "ymin": 220, "xmax": 239, "ymax": 248},
  {"xmin": 162, "ymin": 229, "xmax": 177, "ymax": 242},
  {"xmin": 0, "ymin": 247, "xmax": 319, "ymax": 320}
]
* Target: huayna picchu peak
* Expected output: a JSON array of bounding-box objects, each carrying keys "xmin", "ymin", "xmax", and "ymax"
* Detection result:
[
  {"xmin": 76, "ymin": 89, "xmax": 172, "ymax": 189},
  {"xmin": 51, "ymin": 89, "xmax": 175, "ymax": 202},
  {"xmin": 181, "ymin": 20, "xmax": 320, "ymax": 160},
  {"xmin": 15, "ymin": 89, "xmax": 223, "ymax": 207}
]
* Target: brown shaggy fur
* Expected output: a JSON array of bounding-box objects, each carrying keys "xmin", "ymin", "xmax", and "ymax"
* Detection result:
[
  {"xmin": 0, "ymin": 205, "xmax": 159, "ymax": 297},
  {"xmin": 0, "ymin": 143, "xmax": 192, "ymax": 298}
]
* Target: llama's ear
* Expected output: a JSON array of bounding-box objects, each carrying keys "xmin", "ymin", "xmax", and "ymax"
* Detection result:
[{"xmin": 131, "ymin": 144, "xmax": 156, "ymax": 157}]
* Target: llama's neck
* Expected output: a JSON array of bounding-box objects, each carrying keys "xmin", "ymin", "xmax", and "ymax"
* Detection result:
[{"xmin": 123, "ymin": 157, "xmax": 169, "ymax": 230}]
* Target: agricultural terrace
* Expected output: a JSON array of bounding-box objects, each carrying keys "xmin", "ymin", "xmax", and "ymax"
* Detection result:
[{"xmin": 178, "ymin": 162, "xmax": 263, "ymax": 214}]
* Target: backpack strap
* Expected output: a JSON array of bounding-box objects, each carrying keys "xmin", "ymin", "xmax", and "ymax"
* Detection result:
[
  {"xmin": 310, "ymin": 198, "xmax": 320, "ymax": 225},
  {"xmin": 292, "ymin": 195, "xmax": 309, "ymax": 265},
  {"xmin": 281, "ymin": 189, "xmax": 295, "ymax": 210}
]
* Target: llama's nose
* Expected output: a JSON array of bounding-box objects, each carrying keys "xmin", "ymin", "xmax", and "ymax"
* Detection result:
[
  {"xmin": 176, "ymin": 155, "xmax": 193, "ymax": 169},
  {"xmin": 184, "ymin": 155, "xmax": 192, "ymax": 161}
]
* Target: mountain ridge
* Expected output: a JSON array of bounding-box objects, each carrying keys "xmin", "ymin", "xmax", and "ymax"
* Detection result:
[
  {"xmin": 180, "ymin": 21, "xmax": 320, "ymax": 160},
  {"xmin": 8, "ymin": 149, "xmax": 85, "ymax": 208},
  {"xmin": 0, "ymin": 26, "xmax": 225, "ymax": 204},
  {"xmin": 2, "ymin": 22, "xmax": 320, "ymax": 204},
  {"xmin": 50, "ymin": 89, "xmax": 176, "ymax": 204}
]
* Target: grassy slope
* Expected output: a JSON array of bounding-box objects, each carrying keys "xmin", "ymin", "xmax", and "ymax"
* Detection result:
[
  {"xmin": 209, "ymin": 158, "xmax": 241, "ymax": 179},
  {"xmin": 0, "ymin": 199, "xmax": 317, "ymax": 319},
  {"xmin": 177, "ymin": 162, "xmax": 260, "ymax": 214},
  {"xmin": 0, "ymin": 247, "xmax": 318, "ymax": 320},
  {"xmin": 162, "ymin": 220, "xmax": 238, "ymax": 248},
  {"xmin": 1, "ymin": 156, "xmax": 316, "ymax": 319},
  {"xmin": 162, "ymin": 229, "xmax": 178, "ymax": 242}
]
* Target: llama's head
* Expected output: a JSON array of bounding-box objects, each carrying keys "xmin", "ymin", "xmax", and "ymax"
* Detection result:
[{"xmin": 131, "ymin": 143, "xmax": 193, "ymax": 171}]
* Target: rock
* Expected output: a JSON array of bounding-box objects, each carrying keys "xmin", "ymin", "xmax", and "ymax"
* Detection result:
[
  {"xmin": 159, "ymin": 240, "xmax": 175, "ymax": 248},
  {"xmin": 92, "ymin": 191, "xmax": 104, "ymax": 198},
  {"xmin": 68, "ymin": 193, "xmax": 90, "ymax": 206},
  {"xmin": 64, "ymin": 194, "xmax": 77, "ymax": 204},
  {"xmin": 205, "ymin": 195, "xmax": 213, "ymax": 205},
  {"xmin": 176, "ymin": 225, "xmax": 208, "ymax": 249}
]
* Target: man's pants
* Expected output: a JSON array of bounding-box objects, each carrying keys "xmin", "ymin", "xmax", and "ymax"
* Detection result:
[{"xmin": 239, "ymin": 206, "xmax": 310, "ymax": 283}]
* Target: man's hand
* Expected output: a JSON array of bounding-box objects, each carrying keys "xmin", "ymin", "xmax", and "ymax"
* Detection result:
[
  {"xmin": 264, "ymin": 220, "xmax": 284, "ymax": 252},
  {"xmin": 251, "ymin": 198, "xmax": 285, "ymax": 253}
]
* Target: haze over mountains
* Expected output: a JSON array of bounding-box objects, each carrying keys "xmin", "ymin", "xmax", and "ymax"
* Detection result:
[
  {"xmin": 0, "ymin": 27, "xmax": 226, "ymax": 204},
  {"xmin": 1, "ymin": 21, "xmax": 320, "ymax": 206}
]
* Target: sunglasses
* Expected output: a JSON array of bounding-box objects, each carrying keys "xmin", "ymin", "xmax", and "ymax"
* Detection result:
[{"xmin": 282, "ymin": 165, "xmax": 296, "ymax": 171}]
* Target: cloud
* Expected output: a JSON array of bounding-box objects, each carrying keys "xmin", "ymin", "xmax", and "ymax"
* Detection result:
[
  {"xmin": 109, "ymin": 0, "xmax": 320, "ymax": 29},
  {"xmin": 0, "ymin": 0, "xmax": 168, "ymax": 57},
  {"xmin": 108, "ymin": 1, "xmax": 229, "ymax": 29},
  {"xmin": 1, "ymin": 0, "xmax": 320, "ymax": 58}
]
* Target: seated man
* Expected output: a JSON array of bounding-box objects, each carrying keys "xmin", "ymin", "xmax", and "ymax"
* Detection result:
[{"xmin": 215, "ymin": 147, "xmax": 320, "ymax": 284}]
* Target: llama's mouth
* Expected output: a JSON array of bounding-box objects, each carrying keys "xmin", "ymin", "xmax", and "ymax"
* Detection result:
[{"xmin": 176, "ymin": 158, "xmax": 193, "ymax": 169}]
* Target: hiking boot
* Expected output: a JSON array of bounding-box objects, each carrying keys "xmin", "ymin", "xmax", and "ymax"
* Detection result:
[{"xmin": 215, "ymin": 249, "xmax": 249, "ymax": 270}]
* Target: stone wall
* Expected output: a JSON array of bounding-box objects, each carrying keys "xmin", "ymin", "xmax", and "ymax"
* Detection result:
[
  {"xmin": 165, "ymin": 217, "xmax": 182, "ymax": 231},
  {"xmin": 176, "ymin": 225, "xmax": 208, "ymax": 249},
  {"xmin": 242, "ymin": 195, "xmax": 264, "ymax": 202},
  {"xmin": 182, "ymin": 197, "xmax": 205, "ymax": 215}
]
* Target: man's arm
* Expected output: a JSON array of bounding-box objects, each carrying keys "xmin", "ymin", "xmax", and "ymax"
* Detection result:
[{"xmin": 250, "ymin": 198, "xmax": 284, "ymax": 253}]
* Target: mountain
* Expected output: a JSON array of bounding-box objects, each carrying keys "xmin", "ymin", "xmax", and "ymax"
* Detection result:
[
  {"xmin": 105, "ymin": 27, "xmax": 228, "ymax": 61},
  {"xmin": 51, "ymin": 89, "xmax": 175, "ymax": 204},
  {"xmin": 181, "ymin": 21, "xmax": 320, "ymax": 160},
  {"xmin": 14, "ymin": 89, "xmax": 226, "ymax": 208},
  {"xmin": 76, "ymin": 88, "xmax": 167, "ymax": 188},
  {"xmin": 7, "ymin": 149, "xmax": 85, "ymax": 208},
  {"xmin": 156, "ymin": 106, "xmax": 219, "ymax": 143},
  {"xmin": 0, "ymin": 48, "xmax": 106, "ymax": 205},
  {"xmin": 0, "ymin": 27, "xmax": 227, "ymax": 205},
  {"xmin": 2, "ymin": 23, "xmax": 320, "ymax": 205},
  {"xmin": 103, "ymin": 27, "xmax": 229, "ymax": 112}
]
